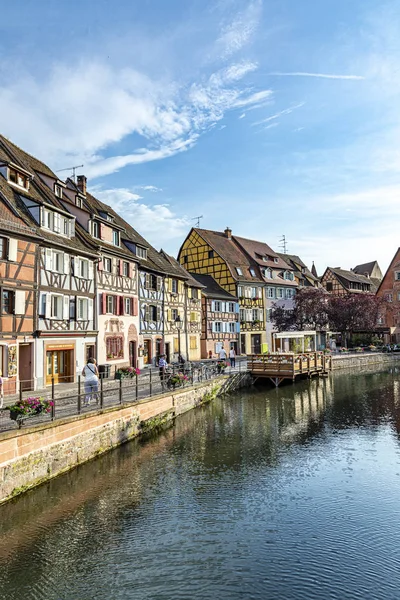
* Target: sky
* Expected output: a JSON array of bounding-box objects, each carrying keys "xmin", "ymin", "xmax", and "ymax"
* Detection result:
[{"xmin": 1, "ymin": 0, "xmax": 400, "ymax": 275}]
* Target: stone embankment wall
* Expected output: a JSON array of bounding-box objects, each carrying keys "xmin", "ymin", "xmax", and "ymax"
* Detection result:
[
  {"xmin": 332, "ymin": 353, "xmax": 400, "ymax": 370},
  {"xmin": 0, "ymin": 372, "xmax": 253, "ymax": 504}
]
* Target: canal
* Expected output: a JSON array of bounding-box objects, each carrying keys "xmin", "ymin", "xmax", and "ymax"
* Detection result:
[{"xmin": 1, "ymin": 368, "xmax": 400, "ymax": 600}]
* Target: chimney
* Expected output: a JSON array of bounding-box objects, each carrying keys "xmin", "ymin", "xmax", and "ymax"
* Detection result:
[
  {"xmin": 77, "ymin": 175, "xmax": 87, "ymax": 196},
  {"xmin": 224, "ymin": 227, "xmax": 232, "ymax": 239}
]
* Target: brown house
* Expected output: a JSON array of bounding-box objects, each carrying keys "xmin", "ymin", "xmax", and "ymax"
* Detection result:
[
  {"xmin": 189, "ymin": 273, "xmax": 239, "ymax": 358},
  {"xmin": 376, "ymin": 249, "xmax": 400, "ymax": 342},
  {"xmin": 321, "ymin": 262, "xmax": 382, "ymax": 296}
]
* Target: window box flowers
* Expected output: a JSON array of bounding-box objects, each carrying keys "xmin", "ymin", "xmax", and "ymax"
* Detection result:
[
  {"xmin": 6, "ymin": 397, "xmax": 54, "ymax": 426},
  {"xmin": 169, "ymin": 372, "xmax": 188, "ymax": 388},
  {"xmin": 115, "ymin": 367, "xmax": 140, "ymax": 379}
]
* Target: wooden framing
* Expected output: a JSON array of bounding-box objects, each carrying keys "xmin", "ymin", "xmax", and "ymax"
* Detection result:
[{"xmin": 248, "ymin": 352, "xmax": 332, "ymax": 387}]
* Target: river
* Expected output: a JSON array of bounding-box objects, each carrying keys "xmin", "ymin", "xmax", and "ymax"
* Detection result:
[{"xmin": 1, "ymin": 367, "xmax": 400, "ymax": 600}]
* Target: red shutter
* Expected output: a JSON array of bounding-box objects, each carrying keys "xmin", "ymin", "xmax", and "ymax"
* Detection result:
[
  {"xmin": 129, "ymin": 263, "xmax": 134, "ymax": 279},
  {"xmin": 120, "ymin": 296, "xmax": 125, "ymax": 315},
  {"xmin": 115, "ymin": 296, "xmax": 120, "ymax": 315},
  {"xmin": 100, "ymin": 224, "xmax": 105, "ymax": 240},
  {"xmin": 119, "ymin": 260, "xmax": 123, "ymax": 276},
  {"xmin": 101, "ymin": 293, "xmax": 106, "ymax": 315},
  {"xmin": 98, "ymin": 259, "xmax": 103, "ymax": 271},
  {"xmin": 133, "ymin": 297, "xmax": 138, "ymax": 316}
]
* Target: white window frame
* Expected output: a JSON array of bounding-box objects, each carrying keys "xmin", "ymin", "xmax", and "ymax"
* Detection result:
[
  {"xmin": 228, "ymin": 322, "xmax": 235, "ymax": 333},
  {"xmin": 106, "ymin": 295, "xmax": 115, "ymax": 314},
  {"xmin": 103, "ymin": 257, "xmax": 112, "ymax": 273},
  {"xmin": 51, "ymin": 294, "xmax": 63, "ymax": 319},
  {"xmin": 277, "ymin": 288, "xmax": 284, "ymax": 299},
  {"xmin": 77, "ymin": 297, "xmax": 89, "ymax": 320},
  {"xmin": 171, "ymin": 279, "xmax": 178, "ymax": 294},
  {"xmin": 124, "ymin": 297, "xmax": 132, "ymax": 314},
  {"xmin": 250, "ymin": 268, "xmax": 256, "ymax": 277},
  {"xmin": 112, "ymin": 230, "xmax": 120, "ymax": 246},
  {"xmin": 236, "ymin": 267, "xmax": 243, "ymax": 276},
  {"xmin": 267, "ymin": 287, "xmax": 275, "ymax": 299},
  {"xmin": 79, "ymin": 258, "xmax": 89, "ymax": 279}
]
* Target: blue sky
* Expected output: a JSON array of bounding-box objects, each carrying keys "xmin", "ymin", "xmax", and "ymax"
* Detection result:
[{"xmin": 1, "ymin": 0, "xmax": 399, "ymax": 274}]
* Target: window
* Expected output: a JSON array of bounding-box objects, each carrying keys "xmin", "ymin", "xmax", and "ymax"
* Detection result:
[
  {"xmin": 326, "ymin": 282, "xmax": 333, "ymax": 292},
  {"xmin": 112, "ymin": 230, "xmax": 120, "ymax": 246},
  {"xmin": 191, "ymin": 288, "xmax": 198, "ymax": 299},
  {"xmin": 92, "ymin": 222, "xmax": 100, "ymax": 238},
  {"xmin": 106, "ymin": 336, "xmax": 123, "ymax": 359},
  {"xmin": 267, "ymin": 288, "xmax": 275, "ymax": 299},
  {"xmin": 106, "ymin": 295, "xmax": 115, "ymax": 314},
  {"xmin": 149, "ymin": 305, "xmax": 157, "ymax": 321},
  {"xmin": 240, "ymin": 309, "xmax": 246, "ymax": 322},
  {"xmin": 265, "ymin": 268, "xmax": 272, "ymax": 279},
  {"xmin": 63, "ymin": 218, "xmax": 69, "ymax": 236},
  {"xmin": 190, "ymin": 336, "xmax": 197, "ymax": 349},
  {"xmin": 387, "ymin": 293, "xmax": 393, "ymax": 302},
  {"xmin": 208, "ymin": 250, "xmax": 214, "ymax": 259},
  {"xmin": 190, "ymin": 312, "xmax": 197, "ymax": 322},
  {"xmin": 214, "ymin": 301, "xmax": 222, "ymax": 312},
  {"xmin": 148, "ymin": 274, "xmax": 158, "ymax": 290},
  {"xmin": 228, "ymin": 302, "xmax": 236, "ymax": 313},
  {"xmin": 183, "ymin": 255, "xmax": 188, "ymax": 264},
  {"xmin": 75, "ymin": 196, "xmax": 83, "ymax": 208},
  {"xmin": 228, "ymin": 322, "xmax": 235, "ymax": 333},
  {"xmin": 9, "ymin": 168, "xmax": 28, "ymax": 189},
  {"xmin": 103, "ymin": 257, "xmax": 112, "ymax": 272},
  {"xmin": 2, "ymin": 290, "xmax": 14, "ymax": 314},
  {"xmin": 398, "ymin": 293, "xmax": 400, "ymax": 302},
  {"xmin": 266, "ymin": 308, "xmax": 273, "ymax": 322},
  {"xmin": 236, "ymin": 267, "xmax": 243, "ymax": 276},
  {"xmin": 250, "ymin": 268, "xmax": 256, "ymax": 277},
  {"xmin": 136, "ymin": 246, "xmax": 147, "ymax": 259},
  {"xmin": 274, "ymin": 257, "xmax": 279, "ymax": 263},
  {"xmin": 123, "ymin": 261, "xmax": 129, "ymax": 277},
  {"xmin": 396, "ymin": 272, "xmax": 400, "ymax": 281},
  {"xmin": 51, "ymin": 295, "xmax": 63, "ymax": 319},
  {"xmin": 124, "ymin": 298, "xmax": 132, "ymax": 314},
  {"xmin": 77, "ymin": 298, "xmax": 88, "ymax": 320},
  {"xmin": 238, "ymin": 286, "xmax": 244, "ymax": 297},
  {"xmin": 214, "ymin": 322, "xmax": 222, "ymax": 333},
  {"xmin": 252, "ymin": 309, "xmax": 259, "ymax": 321},
  {"xmin": 53, "ymin": 213, "xmax": 61, "ymax": 233},
  {"xmin": 53, "ymin": 251, "xmax": 63, "ymax": 273},
  {"xmin": 284, "ymin": 271, "xmax": 294, "ymax": 281},
  {"xmin": 277, "ymin": 288, "xmax": 284, "ymax": 299},
  {"xmin": 54, "ymin": 184, "xmax": 63, "ymax": 198},
  {"xmin": 377, "ymin": 315, "xmax": 384, "ymax": 325},
  {"xmin": 285, "ymin": 288, "xmax": 295, "ymax": 299},
  {"xmin": 171, "ymin": 308, "xmax": 178, "ymax": 321},
  {"xmin": 0, "ymin": 237, "xmax": 6, "ymax": 259},
  {"xmin": 80, "ymin": 259, "xmax": 89, "ymax": 279},
  {"xmin": 171, "ymin": 279, "xmax": 178, "ymax": 294},
  {"xmin": 251, "ymin": 287, "xmax": 259, "ymax": 298}
]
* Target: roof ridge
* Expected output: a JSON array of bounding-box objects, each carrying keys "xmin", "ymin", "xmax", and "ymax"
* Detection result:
[{"xmin": 0, "ymin": 134, "xmax": 57, "ymax": 177}]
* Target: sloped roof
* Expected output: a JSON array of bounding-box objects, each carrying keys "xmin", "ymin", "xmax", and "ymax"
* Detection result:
[
  {"xmin": 353, "ymin": 260, "xmax": 383, "ymax": 281},
  {"xmin": 328, "ymin": 267, "xmax": 379, "ymax": 293},
  {"xmin": 234, "ymin": 235, "xmax": 291, "ymax": 270},
  {"xmin": 277, "ymin": 252, "xmax": 319, "ymax": 285},
  {"xmin": 0, "ymin": 134, "xmax": 57, "ymax": 178},
  {"xmin": 189, "ymin": 273, "xmax": 238, "ymax": 300},
  {"xmin": 159, "ymin": 251, "xmax": 204, "ymax": 287},
  {"xmin": 194, "ymin": 228, "xmax": 263, "ymax": 282}
]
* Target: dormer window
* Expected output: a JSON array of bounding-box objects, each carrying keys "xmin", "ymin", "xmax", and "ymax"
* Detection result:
[
  {"xmin": 136, "ymin": 245, "xmax": 147, "ymax": 259},
  {"xmin": 75, "ymin": 196, "xmax": 83, "ymax": 208},
  {"xmin": 9, "ymin": 168, "xmax": 29, "ymax": 190},
  {"xmin": 112, "ymin": 231, "xmax": 120, "ymax": 246},
  {"xmin": 274, "ymin": 257, "xmax": 279, "ymax": 264},
  {"xmin": 250, "ymin": 268, "xmax": 256, "ymax": 277},
  {"xmin": 236, "ymin": 267, "xmax": 243, "ymax": 276},
  {"xmin": 92, "ymin": 221, "xmax": 100, "ymax": 239},
  {"xmin": 54, "ymin": 184, "xmax": 63, "ymax": 198},
  {"xmin": 41, "ymin": 208, "xmax": 74, "ymax": 238}
]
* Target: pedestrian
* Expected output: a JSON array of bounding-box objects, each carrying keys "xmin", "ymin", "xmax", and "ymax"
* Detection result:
[
  {"xmin": 208, "ymin": 350, "xmax": 213, "ymax": 359},
  {"xmin": 0, "ymin": 370, "xmax": 3, "ymax": 409},
  {"xmin": 82, "ymin": 358, "xmax": 99, "ymax": 405},
  {"xmin": 229, "ymin": 347, "xmax": 236, "ymax": 368},
  {"xmin": 159, "ymin": 354, "xmax": 168, "ymax": 387},
  {"xmin": 219, "ymin": 346, "xmax": 227, "ymax": 361}
]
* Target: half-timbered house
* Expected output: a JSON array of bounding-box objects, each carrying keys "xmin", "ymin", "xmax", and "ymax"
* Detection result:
[
  {"xmin": 321, "ymin": 264, "xmax": 382, "ymax": 296},
  {"xmin": 277, "ymin": 254, "xmax": 320, "ymax": 288},
  {"xmin": 189, "ymin": 273, "xmax": 239, "ymax": 358},
  {"xmin": 0, "ymin": 134, "xmax": 99, "ymax": 388},
  {"xmin": 159, "ymin": 252, "xmax": 203, "ymax": 362}
]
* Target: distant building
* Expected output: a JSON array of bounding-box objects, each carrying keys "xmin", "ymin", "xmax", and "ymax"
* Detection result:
[
  {"xmin": 321, "ymin": 261, "xmax": 382, "ymax": 296},
  {"xmin": 277, "ymin": 253, "xmax": 320, "ymax": 288},
  {"xmin": 376, "ymin": 250, "xmax": 400, "ymax": 343},
  {"xmin": 189, "ymin": 273, "xmax": 239, "ymax": 358}
]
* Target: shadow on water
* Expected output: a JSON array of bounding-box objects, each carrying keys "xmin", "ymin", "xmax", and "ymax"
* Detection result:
[{"xmin": 1, "ymin": 366, "xmax": 400, "ymax": 599}]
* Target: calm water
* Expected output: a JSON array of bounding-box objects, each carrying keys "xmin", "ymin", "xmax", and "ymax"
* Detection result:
[{"xmin": 1, "ymin": 368, "xmax": 400, "ymax": 600}]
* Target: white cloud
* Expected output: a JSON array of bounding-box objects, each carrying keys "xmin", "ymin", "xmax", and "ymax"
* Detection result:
[
  {"xmin": 269, "ymin": 72, "xmax": 365, "ymax": 80},
  {"xmin": 139, "ymin": 185, "xmax": 163, "ymax": 193},
  {"xmin": 239, "ymin": 112, "xmax": 246, "ymax": 119},
  {"xmin": 216, "ymin": 0, "xmax": 262, "ymax": 59},
  {"xmin": 91, "ymin": 187, "xmax": 191, "ymax": 247},
  {"xmin": 252, "ymin": 102, "xmax": 305, "ymax": 126}
]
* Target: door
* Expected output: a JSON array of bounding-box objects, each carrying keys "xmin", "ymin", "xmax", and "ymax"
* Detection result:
[
  {"xmin": 143, "ymin": 340, "xmax": 151, "ymax": 365},
  {"xmin": 165, "ymin": 342, "xmax": 171, "ymax": 363},
  {"xmin": 156, "ymin": 338, "xmax": 162, "ymax": 363},
  {"xmin": 129, "ymin": 341, "xmax": 137, "ymax": 368},
  {"xmin": 19, "ymin": 344, "xmax": 33, "ymax": 391},
  {"xmin": 240, "ymin": 334, "xmax": 246, "ymax": 355},
  {"xmin": 46, "ymin": 350, "xmax": 73, "ymax": 385},
  {"xmin": 251, "ymin": 334, "xmax": 261, "ymax": 354}
]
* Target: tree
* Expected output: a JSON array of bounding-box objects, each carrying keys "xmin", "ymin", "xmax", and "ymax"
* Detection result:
[
  {"xmin": 271, "ymin": 288, "xmax": 329, "ymax": 332},
  {"xmin": 325, "ymin": 293, "xmax": 384, "ymax": 346}
]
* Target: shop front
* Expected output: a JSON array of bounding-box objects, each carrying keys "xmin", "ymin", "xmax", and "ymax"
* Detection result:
[{"xmin": 45, "ymin": 344, "xmax": 75, "ymax": 385}]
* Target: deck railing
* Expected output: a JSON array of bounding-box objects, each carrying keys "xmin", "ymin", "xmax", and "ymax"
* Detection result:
[{"xmin": 248, "ymin": 352, "xmax": 332, "ymax": 376}]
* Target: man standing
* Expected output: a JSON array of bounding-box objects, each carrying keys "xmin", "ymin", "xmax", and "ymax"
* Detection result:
[
  {"xmin": 158, "ymin": 354, "xmax": 168, "ymax": 387},
  {"xmin": 219, "ymin": 346, "xmax": 227, "ymax": 361}
]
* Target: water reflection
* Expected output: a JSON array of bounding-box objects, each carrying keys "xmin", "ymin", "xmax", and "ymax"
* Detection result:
[{"xmin": 1, "ymin": 368, "xmax": 400, "ymax": 600}]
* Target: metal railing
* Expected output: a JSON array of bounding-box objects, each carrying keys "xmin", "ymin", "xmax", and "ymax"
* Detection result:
[{"xmin": 0, "ymin": 358, "xmax": 247, "ymax": 433}]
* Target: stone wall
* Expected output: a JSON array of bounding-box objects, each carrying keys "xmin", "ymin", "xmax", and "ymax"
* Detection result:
[
  {"xmin": 0, "ymin": 371, "xmax": 251, "ymax": 504},
  {"xmin": 332, "ymin": 352, "xmax": 400, "ymax": 370}
]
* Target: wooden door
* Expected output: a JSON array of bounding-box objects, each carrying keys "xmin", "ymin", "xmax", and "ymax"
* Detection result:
[
  {"xmin": 129, "ymin": 341, "xmax": 137, "ymax": 368},
  {"xmin": 251, "ymin": 334, "xmax": 261, "ymax": 354},
  {"xmin": 143, "ymin": 340, "xmax": 151, "ymax": 365},
  {"xmin": 19, "ymin": 344, "xmax": 33, "ymax": 391}
]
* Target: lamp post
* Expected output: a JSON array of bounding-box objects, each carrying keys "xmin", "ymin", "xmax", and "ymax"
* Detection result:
[{"xmin": 175, "ymin": 315, "xmax": 183, "ymax": 363}]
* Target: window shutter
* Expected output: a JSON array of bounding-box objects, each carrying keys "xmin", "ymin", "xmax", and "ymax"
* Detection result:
[
  {"xmin": 145, "ymin": 305, "xmax": 150, "ymax": 323},
  {"xmin": 101, "ymin": 293, "xmax": 107, "ymax": 315},
  {"xmin": 75, "ymin": 257, "xmax": 81, "ymax": 277},
  {"xmin": 157, "ymin": 306, "xmax": 161, "ymax": 321},
  {"xmin": 115, "ymin": 296, "xmax": 120, "ymax": 316},
  {"xmin": 167, "ymin": 308, "xmax": 171, "ymax": 322},
  {"xmin": 119, "ymin": 260, "xmax": 123, "ymax": 276},
  {"xmin": 14, "ymin": 290, "xmax": 25, "ymax": 314},
  {"xmin": 100, "ymin": 223, "xmax": 106, "ymax": 240},
  {"xmin": 120, "ymin": 296, "xmax": 125, "ymax": 315},
  {"xmin": 211, "ymin": 301, "xmax": 215, "ymax": 312},
  {"xmin": 63, "ymin": 253, "xmax": 70, "ymax": 275},
  {"xmin": 165, "ymin": 278, "xmax": 169, "ymax": 292},
  {"xmin": 156, "ymin": 277, "xmax": 161, "ymax": 292},
  {"xmin": 88, "ymin": 260, "xmax": 94, "ymax": 280},
  {"xmin": 88, "ymin": 298, "xmax": 93, "ymax": 322},
  {"xmin": 7, "ymin": 238, "xmax": 18, "ymax": 262},
  {"xmin": 63, "ymin": 296, "xmax": 70, "ymax": 319},
  {"xmin": 45, "ymin": 248, "xmax": 53, "ymax": 270},
  {"xmin": 145, "ymin": 273, "xmax": 150, "ymax": 289},
  {"xmin": 187, "ymin": 287, "xmax": 192, "ymax": 299},
  {"xmin": 98, "ymin": 259, "xmax": 104, "ymax": 271},
  {"xmin": 132, "ymin": 297, "xmax": 138, "ymax": 316},
  {"xmin": 44, "ymin": 294, "xmax": 51, "ymax": 318}
]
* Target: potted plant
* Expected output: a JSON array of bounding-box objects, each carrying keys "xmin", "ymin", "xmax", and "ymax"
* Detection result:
[
  {"xmin": 115, "ymin": 366, "xmax": 140, "ymax": 379},
  {"xmin": 6, "ymin": 397, "xmax": 54, "ymax": 422},
  {"xmin": 217, "ymin": 360, "xmax": 227, "ymax": 373},
  {"xmin": 169, "ymin": 372, "xmax": 188, "ymax": 389}
]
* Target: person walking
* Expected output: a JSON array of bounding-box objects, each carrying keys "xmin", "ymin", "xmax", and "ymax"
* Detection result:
[
  {"xmin": 158, "ymin": 354, "xmax": 168, "ymax": 388},
  {"xmin": 219, "ymin": 346, "xmax": 227, "ymax": 361},
  {"xmin": 82, "ymin": 358, "xmax": 99, "ymax": 406},
  {"xmin": 229, "ymin": 347, "xmax": 236, "ymax": 368}
]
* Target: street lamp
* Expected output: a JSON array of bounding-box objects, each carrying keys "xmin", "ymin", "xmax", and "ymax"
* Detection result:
[{"xmin": 175, "ymin": 315, "xmax": 183, "ymax": 363}]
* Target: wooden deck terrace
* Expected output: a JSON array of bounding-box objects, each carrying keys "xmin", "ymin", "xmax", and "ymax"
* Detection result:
[{"xmin": 248, "ymin": 352, "xmax": 332, "ymax": 387}]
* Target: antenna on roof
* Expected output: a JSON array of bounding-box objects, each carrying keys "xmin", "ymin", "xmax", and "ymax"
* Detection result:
[
  {"xmin": 192, "ymin": 215, "xmax": 203, "ymax": 228},
  {"xmin": 279, "ymin": 234, "xmax": 288, "ymax": 254},
  {"xmin": 57, "ymin": 164, "xmax": 84, "ymax": 182}
]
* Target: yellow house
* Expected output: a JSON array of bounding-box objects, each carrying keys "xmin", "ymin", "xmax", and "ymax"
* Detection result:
[
  {"xmin": 160, "ymin": 251, "xmax": 203, "ymax": 362},
  {"xmin": 178, "ymin": 227, "xmax": 267, "ymax": 354}
]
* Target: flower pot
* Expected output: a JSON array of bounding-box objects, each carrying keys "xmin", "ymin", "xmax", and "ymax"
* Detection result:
[{"xmin": 9, "ymin": 410, "xmax": 20, "ymax": 421}]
